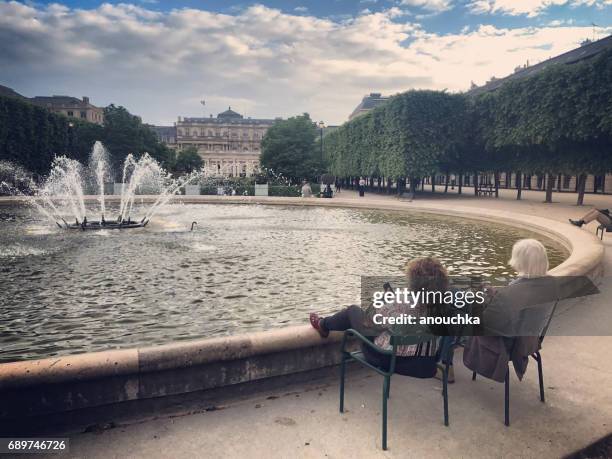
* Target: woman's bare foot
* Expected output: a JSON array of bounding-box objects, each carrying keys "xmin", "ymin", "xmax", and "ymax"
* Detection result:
[{"xmin": 309, "ymin": 313, "xmax": 329, "ymax": 338}]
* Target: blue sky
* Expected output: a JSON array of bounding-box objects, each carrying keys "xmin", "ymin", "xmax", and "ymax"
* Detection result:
[
  {"xmin": 28, "ymin": 0, "xmax": 611, "ymax": 34},
  {"xmin": 1, "ymin": 0, "xmax": 611, "ymax": 124}
]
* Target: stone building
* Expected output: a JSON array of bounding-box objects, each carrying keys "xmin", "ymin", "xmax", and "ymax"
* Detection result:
[
  {"xmin": 348, "ymin": 93, "xmax": 390, "ymax": 120},
  {"xmin": 151, "ymin": 126, "xmax": 176, "ymax": 145},
  {"xmin": 174, "ymin": 108, "xmax": 277, "ymax": 177},
  {"xmin": 30, "ymin": 95, "xmax": 104, "ymax": 125}
]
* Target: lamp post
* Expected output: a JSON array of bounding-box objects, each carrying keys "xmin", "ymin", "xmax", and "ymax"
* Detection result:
[
  {"xmin": 318, "ymin": 121, "xmax": 325, "ymax": 180},
  {"xmin": 68, "ymin": 122, "xmax": 75, "ymax": 157}
]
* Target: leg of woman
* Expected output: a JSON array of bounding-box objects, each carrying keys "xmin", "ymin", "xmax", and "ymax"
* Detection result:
[
  {"xmin": 321, "ymin": 305, "xmax": 377, "ymax": 336},
  {"xmin": 570, "ymin": 208, "xmax": 601, "ymax": 227},
  {"xmin": 596, "ymin": 211, "xmax": 612, "ymax": 226},
  {"xmin": 582, "ymin": 208, "xmax": 603, "ymax": 223}
]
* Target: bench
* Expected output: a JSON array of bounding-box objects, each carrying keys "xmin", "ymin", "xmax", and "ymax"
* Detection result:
[{"xmin": 476, "ymin": 186, "xmax": 495, "ymax": 197}]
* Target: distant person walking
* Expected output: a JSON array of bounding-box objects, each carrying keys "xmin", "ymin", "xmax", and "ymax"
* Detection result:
[
  {"xmin": 359, "ymin": 177, "xmax": 366, "ymax": 197},
  {"xmin": 335, "ymin": 179, "xmax": 341, "ymax": 193},
  {"xmin": 301, "ymin": 180, "xmax": 313, "ymax": 198}
]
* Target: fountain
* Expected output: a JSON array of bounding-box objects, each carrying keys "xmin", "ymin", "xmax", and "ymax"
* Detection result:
[{"xmin": 1, "ymin": 141, "xmax": 202, "ymax": 231}]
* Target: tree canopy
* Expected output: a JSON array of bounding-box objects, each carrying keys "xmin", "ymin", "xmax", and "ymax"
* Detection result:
[
  {"xmin": 323, "ymin": 48, "xmax": 612, "ymax": 203},
  {"xmin": 0, "ymin": 97, "xmax": 175, "ymax": 178},
  {"xmin": 101, "ymin": 105, "xmax": 175, "ymax": 170},
  {"xmin": 174, "ymin": 146, "xmax": 203, "ymax": 174},
  {"xmin": 260, "ymin": 113, "xmax": 322, "ymax": 181}
]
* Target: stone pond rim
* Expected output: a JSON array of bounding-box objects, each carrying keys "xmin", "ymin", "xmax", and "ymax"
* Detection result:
[{"xmin": 0, "ymin": 195, "xmax": 604, "ymax": 432}]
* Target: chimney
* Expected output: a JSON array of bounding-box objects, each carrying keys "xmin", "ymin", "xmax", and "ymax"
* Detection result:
[{"xmin": 82, "ymin": 96, "xmax": 89, "ymax": 104}]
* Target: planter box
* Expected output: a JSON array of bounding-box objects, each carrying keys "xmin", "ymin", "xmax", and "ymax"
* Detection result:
[
  {"xmin": 255, "ymin": 183, "xmax": 269, "ymax": 196},
  {"xmin": 185, "ymin": 185, "xmax": 201, "ymax": 196}
]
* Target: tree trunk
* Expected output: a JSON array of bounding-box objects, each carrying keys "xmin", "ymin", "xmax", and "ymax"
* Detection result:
[
  {"xmin": 516, "ymin": 171, "xmax": 522, "ymax": 200},
  {"xmin": 545, "ymin": 173, "xmax": 554, "ymax": 203},
  {"xmin": 458, "ymin": 173, "xmax": 463, "ymax": 195},
  {"xmin": 444, "ymin": 172, "xmax": 449, "ymax": 193},
  {"xmin": 387, "ymin": 177, "xmax": 392, "ymax": 194},
  {"xmin": 557, "ymin": 174, "xmax": 562, "ymax": 192},
  {"xmin": 431, "ymin": 175, "xmax": 436, "ymax": 193},
  {"xmin": 577, "ymin": 173, "xmax": 586, "ymax": 206},
  {"xmin": 494, "ymin": 171, "xmax": 500, "ymax": 198},
  {"xmin": 505, "ymin": 172, "xmax": 510, "ymax": 189},
  {"xmin": 410, "ymin": 177, "xmax": 416, "ymax": 194},
  {"xmin": 473, "ymin": 173, "xmax": 479, "ymax": 196}
]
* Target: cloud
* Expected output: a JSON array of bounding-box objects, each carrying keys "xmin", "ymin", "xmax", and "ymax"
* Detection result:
[
  {"xmin": 294, "ymin": 6, "xmax": 308, "ymax": 13},
  {"xmin": 467, "ymin": 0, "xmax": 566, "ymax": 17},
  {"xmin": 572, "ymin": 0, "xmax": 612, "ymax": 7},
  {"xmin": 547, "ymin": 18, "xmax": 575, "ymax": 26},
  {"xmin": 0, "ymin": 1, "xmax": 609, "ymax": 125},
  {"xmin": 400, "ymin": 0, "xmax": 453, "ymax": 12},
  {"xmin": 468, "ymin": 0, "xmax": 612, "ymax": 17}
]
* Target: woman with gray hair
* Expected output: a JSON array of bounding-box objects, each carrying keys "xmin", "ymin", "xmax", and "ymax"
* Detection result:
[
  {"xmin": 463, "ymin": 238, "xmax": 551, "ymax": 384},
  {"xmin": 508, "ymin": 238, "xmax": 549, "ymax": 281}
]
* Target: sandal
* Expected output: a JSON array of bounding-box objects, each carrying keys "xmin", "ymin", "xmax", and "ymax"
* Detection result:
[{"xmin": 309, "ymin": 313, "xmax": 329, "ymax": 338}]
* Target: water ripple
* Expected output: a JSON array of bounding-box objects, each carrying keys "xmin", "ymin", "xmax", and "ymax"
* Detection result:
[{"xmin": 0, "ymin": 203, "xmax": 566, "ymax": 363}]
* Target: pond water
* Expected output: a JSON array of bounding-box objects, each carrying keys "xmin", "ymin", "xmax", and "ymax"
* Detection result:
[{"xmin": 0, "ymin": 203, "xmax": 566, "ymax": 363}]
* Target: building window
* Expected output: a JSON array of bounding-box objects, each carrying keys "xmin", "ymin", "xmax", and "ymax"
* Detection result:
[
  {"xmin": 563, "ymin": 175, "xmax": 571, "ymax": 189},
  {"xmin": 80, "ymin": 111, "xmax": 87, "ymax": 118},
  {"xmin": 67, "ymin": 111, "xmax": 74, "ymax": 117}
]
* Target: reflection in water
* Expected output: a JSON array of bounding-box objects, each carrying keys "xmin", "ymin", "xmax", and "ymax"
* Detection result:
[{"xmin": 0, "ymin": 203, "xmax": 566, "ymax": 363}]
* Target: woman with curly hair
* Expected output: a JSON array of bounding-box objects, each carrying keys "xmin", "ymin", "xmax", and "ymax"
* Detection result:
[{"xmin": 309, "ymin": 257, "xmax": 449, "ymax": 377}]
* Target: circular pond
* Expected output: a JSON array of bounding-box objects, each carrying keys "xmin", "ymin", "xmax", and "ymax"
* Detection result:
[{"xmin": 0, "ymin": 203, "xmax": 566, "ymax": 363}]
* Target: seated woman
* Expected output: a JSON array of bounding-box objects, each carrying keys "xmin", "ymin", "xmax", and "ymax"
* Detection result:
[
  {"xmin": 463, "ymin": 239, "xmax": 550, "ymax": 383},
  {"xmin": 309, "ymin": 257, "xmax": 449, "ymax": 378},
  {"xmin": 569, "ymin": 208, "xmax": 611, "ymax": 227}
]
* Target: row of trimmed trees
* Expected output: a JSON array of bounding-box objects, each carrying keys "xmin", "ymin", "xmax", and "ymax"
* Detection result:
[
  {"xmin": 324, "ymin": 48, "xmax": 612, "ymax": 205},
  {"xmin": 0, "ymin": 96, "xmax": 177, "ymax": 177}
]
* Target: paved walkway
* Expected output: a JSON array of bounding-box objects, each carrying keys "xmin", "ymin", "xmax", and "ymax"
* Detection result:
[{"xmin": 66, "ymin": 189, "xmax": 612, "ymax": 458}]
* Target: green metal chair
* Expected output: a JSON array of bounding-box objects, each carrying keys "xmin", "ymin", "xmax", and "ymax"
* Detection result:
[
  {"xmin": 338, "ymin": 329, "xmax": 452, "ymax": 450},
  {"xmin": 470, "ymin": 297, "xmax": 559, "ymax": 426}
]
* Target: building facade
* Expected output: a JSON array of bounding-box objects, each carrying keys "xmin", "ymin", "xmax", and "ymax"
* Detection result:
[
  {"xmin": 348, "ymin": 93, "xmax": 390, "ymax": 120},
  {"xmin": 174, "ymin": 108, "xmax": 276, "ymax": 177},
  {"xmin": 151, "ymin": 126, "xmax": 176, "ymax": 145},
  {"xmin": 30, "ymin": 95, "xmax": 104, "ymax": 125}
]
